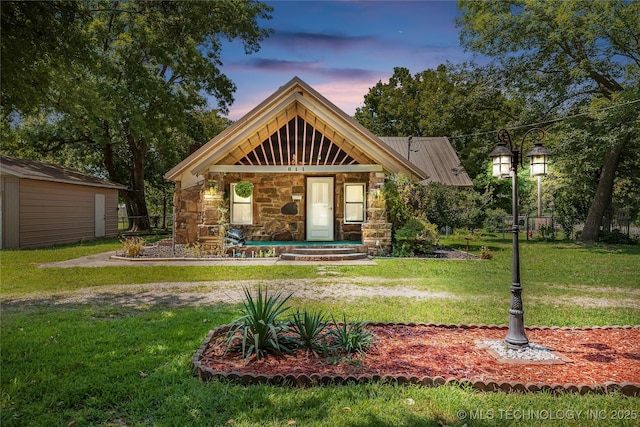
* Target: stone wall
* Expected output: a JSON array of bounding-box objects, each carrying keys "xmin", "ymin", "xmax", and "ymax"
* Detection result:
[
  {"xmin": 362, "ymin": 171, "xmax": 392, "ymax": 255},
  {"xmin": 197, "ymin": 224, "xmax": 226, "ymax": 254},
  {"xmin": 173, "ymin": 181, "xmax": 202, "ymax": 244},
  {"xmin": 218, "ymin": 172, "xmax": 305, "ymax": 241},
  {"xmin": 172, "ymin": 170, "xmax": 387, "ymax": 249}
]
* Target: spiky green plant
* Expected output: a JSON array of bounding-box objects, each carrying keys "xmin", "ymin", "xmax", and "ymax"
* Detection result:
[
  {"xmin": 329, "ymin": 314, "xmax": 375, "ymax": 355},
  {"xmin": 288, "ymin": 309, "xmax": 330, "ymax": 356},
  {"xmin": 226, "ymin": 285, "xmax": 294, "ymax": 360}
]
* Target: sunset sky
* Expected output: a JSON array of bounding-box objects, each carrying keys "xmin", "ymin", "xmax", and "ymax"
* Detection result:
[{"xmin": 217, "ymin": 1, "xmax": 478, "ymax": 120}]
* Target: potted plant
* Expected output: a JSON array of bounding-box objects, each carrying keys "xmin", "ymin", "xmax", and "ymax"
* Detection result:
[{"xmin": 234, "ymin": 181, "xmax": 254, "ymax": 198}]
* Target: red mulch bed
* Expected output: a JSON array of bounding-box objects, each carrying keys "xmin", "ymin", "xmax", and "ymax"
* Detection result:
[{"xmin": 195, "ymin": 324, "xmax": 640, "ymax": 394}]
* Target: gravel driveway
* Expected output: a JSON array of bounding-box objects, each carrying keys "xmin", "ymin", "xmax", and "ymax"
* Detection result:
[{"xmin": 2, "ymin": 277, "xmax": 460, "ymax": 308}]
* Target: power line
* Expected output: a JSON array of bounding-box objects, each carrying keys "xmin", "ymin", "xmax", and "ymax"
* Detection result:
[{"xmin": 447, "ymin": 98, "xmax": 640, "ymax": 140}]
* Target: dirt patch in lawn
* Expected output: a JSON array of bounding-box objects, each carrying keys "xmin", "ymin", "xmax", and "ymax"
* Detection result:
[
  {"xmin": 1, "ymin": 278, "xmax": 459, "ymax": 308},
  {"xmin": 529, "ymin": 295, "xmax": 640, "ymax": 309}
]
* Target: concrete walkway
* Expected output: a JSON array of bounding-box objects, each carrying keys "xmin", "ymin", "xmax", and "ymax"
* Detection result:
[{"xmin": 39, "ymin": 251, "xmax": 377, "ymax": 268}]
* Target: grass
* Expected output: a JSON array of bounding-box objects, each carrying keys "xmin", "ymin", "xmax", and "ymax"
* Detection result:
[
  {"xmin": 0, "ymin": 237, "xmax": 318, "ymax": 294},
  {"xmin": 1, "ymin": 235, "xmax": 640, "ymax": 426}
]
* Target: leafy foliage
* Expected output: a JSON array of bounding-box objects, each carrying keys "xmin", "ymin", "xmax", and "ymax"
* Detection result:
[
  {"xmin": 483, "ymin": 208, "xmax": 508, "ymax": 233},
  {"xmin": 2, "ymin": 1, "xmax": 272, "ymax": 231},
  {"xmin": 383, "ymin": 174, "xmax": 488, "ymax": 238},
  {"xmin": 457, "ymin": 0, "xmax": 640, "ymax": 241},
  {"xmin": 354, "ymin": 64, "xmax": 522, "ymax": 177},
  {"xmin": 382, "ymin": 174, "xmax": 427, "ymax": 232},
  {"xmin": 234, "ymin": 181, "xmax": 254, "ymax": 198},
  {"xmin": 479, "ymin": 246, "xmax": 493, "ymax": 260},
  {"xmin": 226, "ymin": 286, "xmax": 294, "ymax": 360},
  {"xmin": 0, "ymin": 1, "xmax": 91, "ymax": 118},
  {"xmin": 599, "ymin": 230, "xmax": 637, "ymax": 246},
  {"xmin": 329, "ymin": 314, "xmax": 375, "ymax": 356},
  {"xmin": 393, "ymin": 218, "xmax": 439, "ymax": 257},
  {"xmin": 224, "ymin": 289, "xmax": 378, "ymax": 360},
  {"xmin": 288, "ymin": 310, "xmax": 330, "ymax": 356},
  {"xmin": 120, "ymin": 237, "xmax": 146, "ymax": 257},
  {"xmin": 423, "ymin": 183, "xmax": 487, "ymax": 230}
]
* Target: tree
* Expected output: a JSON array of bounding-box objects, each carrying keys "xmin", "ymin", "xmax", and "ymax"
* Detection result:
[
  {"xmin": 354, "ymin": 64, "xmax": 522, "ymax": 177},
  {"xmin": 422, "ymin": 183, "xmax": 486, "ymax": 231},
  {"xmin": 0, "ymin": 1, "xmax": 91, "ymax": 119},
  {"xmin": 1, "ymin": 0, "xmax": 272, "ymax": 231},
  {"xmin": 457, "ymin": 0, "xmax": 640, "ymax": 242}
]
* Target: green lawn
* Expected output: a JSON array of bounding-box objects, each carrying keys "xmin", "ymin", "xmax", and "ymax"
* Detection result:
[{"xmin": 1, "ymin": 236, "xmax": 639, "ymax": 426}]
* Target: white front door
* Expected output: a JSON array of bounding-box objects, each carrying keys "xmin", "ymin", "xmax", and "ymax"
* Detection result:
[
  {"xmin": 306, "ymin": 177, "xmax": 334, "ymax": 241},
  {"xmin": 95, "ymin": 194, "xmax": 106, "ymax": 237}
]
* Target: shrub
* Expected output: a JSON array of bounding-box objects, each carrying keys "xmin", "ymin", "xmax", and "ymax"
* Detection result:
[
  {"xmin": 288, "ymin": 309, "xmax": 330, "ymax": 356},
  {"xmin": 183, "ymin": 242, "xmax": 206, "ymax": 258},
  {"xmin": 536, "ymin": 224, "xmax": 556, "ymax": 241},
  {"xmin": 483, "ymin": 208, "xmax": 508, "ymax": 232},
  {"xmin": 223, "ymin": 290, "xmax": 378, "ymax": 361},
  {"xmin": 479, "ymin": 246, "xmax": 493, "ymax": 259},
  {"xmin": 225, "ymin": 285, "xmax": 294, "ymax": 360},
  {"xmin": 383, "ymin": 174, "xmax": 427, "ymax": 232},
  {"xmin": 329, "ymin": 314, "xmax": 375, "ymax": 356},
  {"xmin": 121, "ymin": 236, "xmax": 145, "ymax": 257},
  {"xmin": 599, "ymin": 229, "xmax": 637, "ymax": 245},
  {"xmin": 423, "ymin": 182, "xmax": 486, "ymax": 230},
  {"xmin": 393, "ymin": 218, "xmax": 438, "ymax": 257}
]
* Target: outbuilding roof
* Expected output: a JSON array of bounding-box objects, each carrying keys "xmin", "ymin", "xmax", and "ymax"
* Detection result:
[{"xmin": 0, "ymin": 155, "xmax": 127, "ymax": 190}]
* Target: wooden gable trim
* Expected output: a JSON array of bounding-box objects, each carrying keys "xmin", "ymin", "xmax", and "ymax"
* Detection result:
[
  {"xmin": 209, "ymin": 164, "xmax": 383, "ymax": 173},
  {"xmin": 214, "ymin": 99, "xmax": 376, "ymax": 168},
  {"xmin": 167, "ymin": 78, "xmax": 427, "ymax": 181},
  {"xmin": 233, "ymin": 114, "xmax": 363, "ymax": 167}
]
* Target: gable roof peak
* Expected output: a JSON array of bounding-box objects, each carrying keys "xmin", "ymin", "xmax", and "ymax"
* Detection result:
[{"xmin": 165, "ymin": 77, "xmax": 426, "ymax": 181}]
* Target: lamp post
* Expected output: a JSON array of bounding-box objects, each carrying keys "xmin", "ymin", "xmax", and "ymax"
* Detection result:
[{"xmin": 489, "ymin": 128, "xmax": 550, "ymax": 349}]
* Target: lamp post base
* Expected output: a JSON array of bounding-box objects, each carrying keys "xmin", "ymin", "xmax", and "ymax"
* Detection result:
[{"xmin": 505, "ymin": 313, "xmax": 529, "ymax": 349}]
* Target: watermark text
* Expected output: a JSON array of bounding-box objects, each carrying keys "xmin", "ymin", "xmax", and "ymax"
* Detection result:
[{"xmin": 456, "ymin": 408, "xmax": 637, "ymax": 421}]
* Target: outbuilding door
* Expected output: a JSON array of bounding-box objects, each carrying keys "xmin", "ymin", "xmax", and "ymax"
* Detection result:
[
  {"xmin": 95, "ymin": 194, "xmax": 106, "ymax": 238},
  {"xmin": 306, "ymin": 177, "xmax": 334, "ymax": 241}
]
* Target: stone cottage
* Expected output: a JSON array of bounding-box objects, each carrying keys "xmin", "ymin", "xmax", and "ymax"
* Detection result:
[{"xmin": 164, "ymin": 77, "xmax": 471, "ymax": 254}]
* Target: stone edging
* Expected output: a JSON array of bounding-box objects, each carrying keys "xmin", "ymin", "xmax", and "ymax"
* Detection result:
[
  {"xmin": 109, "ymin": 255, "xmax": 278, "ymax": 262},
  {"xmin": 192, "ymin": 323, "xmax": 640, "ymax": 396}
]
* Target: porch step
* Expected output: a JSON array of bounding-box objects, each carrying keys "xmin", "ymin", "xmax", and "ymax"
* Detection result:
[
  {"xmin": 279, "ymin": 246, "xmax": 369, "ymax": 261},
  {"xmin": 285, "ymin": 247, "xmax": 359, "ymax": 255}
]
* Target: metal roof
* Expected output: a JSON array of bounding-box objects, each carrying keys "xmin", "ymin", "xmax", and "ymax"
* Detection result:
[
  {"xmin": 377, "ymin": 137, "xmax": 473, "ymax": 187},
  {"xmin": 0, "ymin": 155, "xmax": 127, "ymax": 190}
]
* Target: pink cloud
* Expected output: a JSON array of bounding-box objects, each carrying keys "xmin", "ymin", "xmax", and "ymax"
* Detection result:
[
  {"xmin": 226, "ymin": 75, "xmax": 390, "ymax": 121},
  {"xmin": 313, "ymin": 77, "xmax": 388, "ymax": 116}
]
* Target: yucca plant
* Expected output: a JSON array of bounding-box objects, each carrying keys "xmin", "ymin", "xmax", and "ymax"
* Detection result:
[
  {"xmin": 288, "ymin": 309, "xmax": 330, "ymax": 356},
  {"xmin": 329, "ymin": 314, "xmax": 375, "ymax": 356},
  {"xmin": 226, "ymin": 285, "xmax": 294, "ymax": 360}
]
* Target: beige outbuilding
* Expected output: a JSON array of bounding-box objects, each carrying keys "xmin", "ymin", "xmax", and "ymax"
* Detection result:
[{"xmin": 0, "ymin": 155, "xmax": 126, "ymax": 249}]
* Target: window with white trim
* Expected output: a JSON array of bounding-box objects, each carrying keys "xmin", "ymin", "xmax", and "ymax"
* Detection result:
[
  {"xmin": 230, "ymin": 183, "xmax": 253, "ymax": 224},
  {"xmin": 344, "ymin": 183, "xmax": 366, "ymax": 223}
]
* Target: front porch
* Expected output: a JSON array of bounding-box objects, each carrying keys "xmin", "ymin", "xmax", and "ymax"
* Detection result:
[
  {"xmin": 176, "ymin": 169, "xmax": 392, "ymax": 256},
  {"xmin": 236, "ymin": 240, "xmax": 368, "ymax": 261}
]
